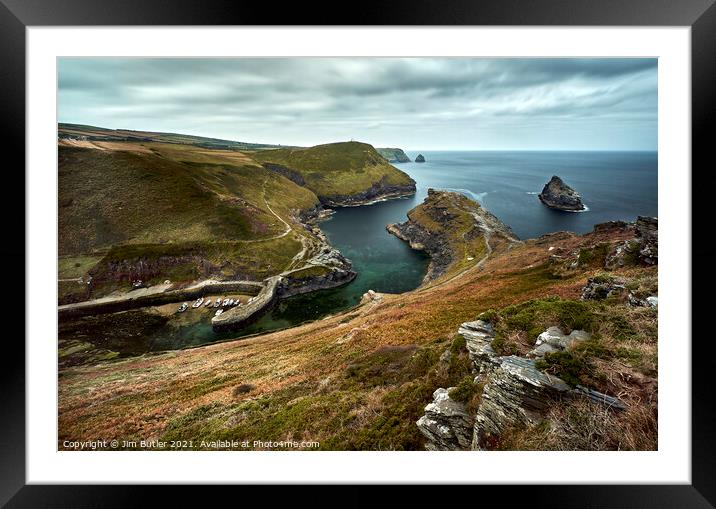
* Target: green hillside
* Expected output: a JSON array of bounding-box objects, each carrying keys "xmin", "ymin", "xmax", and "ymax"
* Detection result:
[
  {"xmin": 253, "ymin": 141, "xmax": 415, "ymax": 203},
  {"xmin": 58, "ymin": 143, "xmax": 319, "ymax": 302}
]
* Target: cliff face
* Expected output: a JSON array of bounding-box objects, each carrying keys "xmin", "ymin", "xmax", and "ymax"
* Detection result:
[
  {"xmin": 376, "ymin": 147, "xmax": 411, "ymax": 163},
  {"xmin": 538, "ymin": 175, "xmax": 585, "ymax": 211},
  {"xmin": 387, "ymin": 189, "xmax": 517, "ymax": 281},
  {"xmin": 321, "ymin": 177, "xmax": 416, "ymax": 207},
  {"xmin": 253, "ymin": 141, "xmax": 416, "ymax": 206}
]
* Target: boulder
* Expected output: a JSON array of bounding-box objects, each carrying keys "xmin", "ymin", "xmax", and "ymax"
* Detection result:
[
  {"xmin": 538, "ymin": 175, "xmax": 585, "ymax": 211},
  {"xmin": 416, "ymin": 388, "xmax": 473, "ymax": 450},
  {"xmin": 628, "ymin": 293, "xmax": 658, "ymax": 308},
  {"xmin": 530, "ymin": 326, "xmax": 590, "ymax": 357}
]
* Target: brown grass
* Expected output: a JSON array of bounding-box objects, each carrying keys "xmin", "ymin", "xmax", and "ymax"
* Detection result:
[{"xmin": 58, "ymin": 224, "xmax": 657, "ymax": 450}]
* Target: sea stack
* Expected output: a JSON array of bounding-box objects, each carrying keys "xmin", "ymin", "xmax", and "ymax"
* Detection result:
[
  {"xmin": 415, "ymin": 154, "xmax": 426, "ymax": 163},
  {"xmin": 538, "ymin": 175, "xmax": 585, "ymax": 211}
]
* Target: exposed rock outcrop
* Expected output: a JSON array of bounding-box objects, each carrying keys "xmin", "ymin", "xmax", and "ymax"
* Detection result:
[
  {"xmin": 530, "ymin": 326, "xmax": 590, "ymax": 358},
  {"xmin": 581, "ymin": 276, "xmax": 626, "ymax": 301},
  {"xmin": 628, "ymin": 294, "xmax": 658, "ymax": 308},
  {"xmin": 538, "ymin": 175, "xmax": 585, "ymax": 211},
  {"xmin": 415, "ymin": 154, "xmax": 426, "ymax": 163},
  {"xmin": 605, "ymin": 216, "xmax": 658, "ymax": 268},
  {"xmin": 416, "ymin": 388, "xmax": 473, "ymax": 450},
  {"xmin": 417, "ymin": 317, "xmax": 626, "ymax": 451},
  {"xmin": 635, "ymin": 216, "xmax": 658, "ymax": 264},
  {"xmin": 321, "ymin": 177, "xmax": 416, "ymax": 207},
  {"xmin": 472, "ymin": 355, "xmax": 572, "ymax": 449},
  {"xmin": 278, "ymin": 247, "xmax": 357, "ymax": 299}
]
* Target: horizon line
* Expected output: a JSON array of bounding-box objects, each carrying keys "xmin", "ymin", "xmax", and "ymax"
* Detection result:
[{"xmin": 57, "ymin": 121, "xmax": 657, "ymax": 153}]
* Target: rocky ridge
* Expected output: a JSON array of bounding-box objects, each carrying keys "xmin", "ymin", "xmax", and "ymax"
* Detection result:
[
  {"xmin": 387, "ymin": 189, "xmax": 517, "ymax": 281},
  {"xmin": 417, "ymin": 318, "xmax": 626, "ymax": 451}
]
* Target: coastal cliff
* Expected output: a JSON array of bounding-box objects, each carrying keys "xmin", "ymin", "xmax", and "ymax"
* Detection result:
[
  {"xmin": 254, "ymin": 141, "xmax": 416, "ymax": 207},
  {"xmin": 376, "ymin": 147, "xmax": 411, "ymax": 163},
  {"xmin": 387, "ymin": 189, "xmax": 517, "ymax": 281}
]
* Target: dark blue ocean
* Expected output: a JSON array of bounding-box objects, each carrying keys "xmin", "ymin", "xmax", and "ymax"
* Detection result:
[{"xmin": 400, "ymin": 151, "xmax": 657, "ymax": 239}]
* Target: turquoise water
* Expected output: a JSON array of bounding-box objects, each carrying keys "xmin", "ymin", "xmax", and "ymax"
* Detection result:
[{"xmin": 61, "ymin": 150, "xmax": 657, "ymax": 351}]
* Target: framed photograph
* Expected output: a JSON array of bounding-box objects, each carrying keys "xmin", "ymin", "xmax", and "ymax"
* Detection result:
[{"xmin": 3, "ymin": 0, "xmax": 713, "ymax": 505}]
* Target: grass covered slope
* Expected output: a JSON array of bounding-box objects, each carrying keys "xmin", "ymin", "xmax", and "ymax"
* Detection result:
[
  {"xmin": 387, "ymin": 190, "xmax": 518, "ymax": 281},
  {"xmin": 58, "ymin": 217, "xmax": 657, "ymax": 451},
  {"xmin": 59, "ymin": 123, "xmax": 286, "ymax": 151},
  {"xmin": 253, "ymin": 141, "xmax": 416, "ymax": 205},
  {"xmin": 58, "ymin": 142, "xmax": 320, "ymax": 302}
]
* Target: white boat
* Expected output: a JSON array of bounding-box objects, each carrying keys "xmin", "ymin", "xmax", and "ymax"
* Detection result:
[
  {"xmin": 204, "ymin": 299, "xmax": 212, "ymax": 307},
  {"xmin": 215, "ymin": 309, "xmax": 223, "ymax": 317},
  {"xmin": 223, "ymin": 298, "xmax": 230, "ymax": 306},
  {"xmin": 177, "ymin": 303, "xmax": 188, "ymax": 313},
  {"xmin": 214, "ymin": 299, "xmax": 222, "ymax": 308},
  {"xmin": 192, "ymin": 297, "xmax": 204, "ymax": 308},
  {"xmin": 227, "ymin": 299, "xmax": 234, "ymax": 306}
]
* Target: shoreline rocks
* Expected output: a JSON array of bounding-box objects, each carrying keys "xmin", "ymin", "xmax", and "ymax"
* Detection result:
[
  {"xmin": 321, "ymin": 179, "xmax": 416, "ymax": 207},
  {"xmin": 538, "ymin": 175, "xmax": 585, "ymax": 211},
  {"xmin": 415, "ymin": 154, "xmax": 426, "ymax": 163}
]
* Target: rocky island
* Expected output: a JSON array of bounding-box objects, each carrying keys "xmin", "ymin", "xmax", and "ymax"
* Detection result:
[
  {"xmin": 415, "ymin": 154, "xmax": 426, "ymax": 163},
  {"xmin": 538, "ymin": 175, "xmax": 585, "ymax": 211}
]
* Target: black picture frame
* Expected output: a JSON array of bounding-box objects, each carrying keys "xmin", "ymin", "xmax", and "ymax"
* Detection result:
[{"xmin": 2, "ymin": 0, "xmax": 712, "ymax": 506}]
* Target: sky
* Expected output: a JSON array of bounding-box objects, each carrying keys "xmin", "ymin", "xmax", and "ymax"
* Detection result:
[{"xmin": 58, "ymin": 58, "xmax": 657, "ymax": 151}]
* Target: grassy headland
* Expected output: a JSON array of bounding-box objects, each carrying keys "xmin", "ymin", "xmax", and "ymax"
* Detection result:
[{"xmin": 253, "ymin": 141, "xmax": 415, "ymax": 204}]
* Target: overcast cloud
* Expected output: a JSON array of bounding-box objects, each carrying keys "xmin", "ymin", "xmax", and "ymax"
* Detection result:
[{"xmin": 58, "ymin": 58, "xmax": 657, "ymax": 150}]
